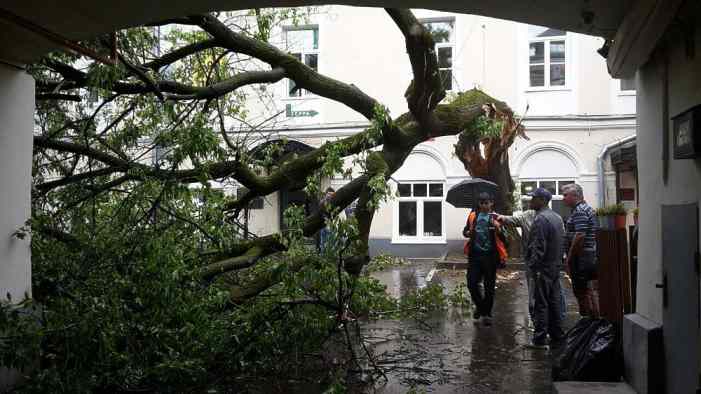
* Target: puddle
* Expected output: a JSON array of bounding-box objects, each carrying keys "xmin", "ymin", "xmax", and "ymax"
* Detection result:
[{"xmin": 354, "ymin": 260, "xmax": 575, "ymax": 393}]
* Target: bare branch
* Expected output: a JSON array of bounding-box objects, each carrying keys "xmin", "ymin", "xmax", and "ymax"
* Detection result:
[
  {"xmin": 190, "ymin": 13, "xmax": 381, "ymax": 120},
  {"xmin": 166, "ymin": 68, "xmax": 286, "ymax": 100},
  {"xmin": 386, "ymin": 9, "xmax": 445, "ymax": 132},
  {"xmin": 143, "ymin": 39, "xmax": 222, "ymax": 70},
  {"xmin": 36, "ymin": 93, "xmax": 81, "ymax": 102},
  {"xmin": 35, "ymin": 167, "xmax": 120, "ymax": 193},
  {"xmin": 118, "ymin": 52, "xmax": 165, "ymax": 102}
]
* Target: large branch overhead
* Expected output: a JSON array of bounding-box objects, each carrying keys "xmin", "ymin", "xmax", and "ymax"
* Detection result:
[
  {"xmin": 189, "ymin": 13, "xmax": 381, "ymax": 120},
  {"xmin": 386, "ymin": 9, "xmax": 445, "ymax": 133},
  {"xmin": 32, "ymin": 9, "xmax": 524, "ymax": 300},
  {"xmin": 37, "ymin": 59, "xmax": 282, "ymax": 101}
]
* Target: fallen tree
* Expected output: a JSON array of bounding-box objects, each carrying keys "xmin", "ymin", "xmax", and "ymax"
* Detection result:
[{"xmin": 9, "ymin": 6, "xmax": 526, "ymax": 391}]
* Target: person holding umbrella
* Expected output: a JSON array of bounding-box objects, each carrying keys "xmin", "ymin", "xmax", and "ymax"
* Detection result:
[{"xmin": 463, "ymin": 192, "xmax": 508, "ymax": 326}]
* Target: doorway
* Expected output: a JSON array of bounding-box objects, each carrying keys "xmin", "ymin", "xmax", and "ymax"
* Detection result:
[{"xmin": 662, "ymin": 203, "xmax": 700, "ymax": 393}]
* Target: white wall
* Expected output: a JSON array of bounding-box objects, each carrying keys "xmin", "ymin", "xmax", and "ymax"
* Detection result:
[
  {"xmin": 635, "ymin": 20, "xmax": 701, "ymax": 324},
  {"xmin": 0, "ymin": 64, "xmax": 33, "ymax": 303}
]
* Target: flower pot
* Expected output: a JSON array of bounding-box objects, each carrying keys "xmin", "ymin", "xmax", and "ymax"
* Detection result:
[
  {"xmin": 598, "ymin": 216, "xmax": 610, "ymax": 230},
  {"xmin": 633, "ymin": 214, "xmax": 639, "ymax": 226},
  {"xmin": 614, "ymin": 214, "xmax": 627, "ymax": 230}
]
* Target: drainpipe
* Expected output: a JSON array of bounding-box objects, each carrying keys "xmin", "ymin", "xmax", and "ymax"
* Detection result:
[{"xmin": 598, "ymin": 134, "xmax": 636, "ymax": 208}]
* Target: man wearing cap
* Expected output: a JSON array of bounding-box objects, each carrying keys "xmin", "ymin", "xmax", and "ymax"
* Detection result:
[
  {"xmin": 525, "ymin": 188, "xmax": 565, "ymax": 347},
  {"xmin": 497, "ymin": 197, "xmax": 568, "ymax": 324},
  {"xmin": 463, "ymin": 192, "xmax": 508, "ymax": 326}
]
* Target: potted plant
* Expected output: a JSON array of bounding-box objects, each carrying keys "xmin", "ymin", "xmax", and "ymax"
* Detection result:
[
  {"xmin": 632, "ymin": 207, "xmax": 639, "ymax": 225},
  {"xmin": 611, "ymin": 203, "xmax": 628, "ymax": 230},
  {"xmin": 596, "ymin": 206, "xmax": 613, "ymax": 230}
]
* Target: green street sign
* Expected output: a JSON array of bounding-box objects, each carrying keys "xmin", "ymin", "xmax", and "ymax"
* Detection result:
[{"xmin": 286, "ymin": 104, "xmax": 319, "ymax": 118}]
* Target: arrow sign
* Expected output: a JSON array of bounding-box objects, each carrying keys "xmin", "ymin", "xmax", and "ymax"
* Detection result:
[{"xmin": 286, "ymin": 104, "xmax": 319, "ymax": 118}]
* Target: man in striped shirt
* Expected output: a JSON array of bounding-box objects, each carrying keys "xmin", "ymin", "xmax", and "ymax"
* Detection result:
[{"xmin": 562, "ymin": 183, "xmax": 600, "ymax": 317}]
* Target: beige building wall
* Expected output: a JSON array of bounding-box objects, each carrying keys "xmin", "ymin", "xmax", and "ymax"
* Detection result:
[{"xmin": 240, "ymin": 6, "xmax": 637, "ymax": 257}]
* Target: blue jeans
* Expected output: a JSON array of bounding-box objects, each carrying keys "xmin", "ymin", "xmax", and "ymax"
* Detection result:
[
  {"xmin": 527, "ymin": 269, "xmax": 567, "ymax": 321},
  {"xmin": 319, "ymin": 227, "xmax": 331, "ymax": 252}
]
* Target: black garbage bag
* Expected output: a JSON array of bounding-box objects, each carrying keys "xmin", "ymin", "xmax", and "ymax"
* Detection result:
[{"xmin": 553, "ymin": 317, "xmax": 622, "ymax": 381}]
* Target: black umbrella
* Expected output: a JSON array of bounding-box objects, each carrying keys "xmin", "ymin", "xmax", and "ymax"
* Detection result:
[{"xmin": 446, "ymin": 178, "xmax": 499, "ymax": 209}]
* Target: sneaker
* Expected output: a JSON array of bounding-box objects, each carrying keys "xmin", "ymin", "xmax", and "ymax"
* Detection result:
[
  {"xmin": 472, "ymin": 311, "xmax": 481, "ymax": 324},
  {"xmin": 482, "ymin": 316, "xmax": 493, "ymax": 326}
]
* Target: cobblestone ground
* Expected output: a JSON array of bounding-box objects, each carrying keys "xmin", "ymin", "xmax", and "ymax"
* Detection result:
[{"xmin": 363, "ymin": 260, "xmax": 578, "ymax": 394}]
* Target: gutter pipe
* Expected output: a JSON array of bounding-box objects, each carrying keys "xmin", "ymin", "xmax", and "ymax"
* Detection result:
[{"xmin": 597, "ymin": 134, "xmax": 636, "ymax": 208}]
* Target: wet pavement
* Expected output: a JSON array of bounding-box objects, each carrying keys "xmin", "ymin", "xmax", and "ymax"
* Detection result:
[{"xmin": 363, "ymin": 260, "xmax": 579, "ymax": 393}]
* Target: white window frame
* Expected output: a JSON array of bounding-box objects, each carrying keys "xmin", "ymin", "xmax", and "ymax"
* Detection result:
[
  {"xmin": 421, "ymin": 17, "xmax": 455, "ymax": 92},
  {"xmin": 283, "ymin": 25, "xmax": 319, "ymax": 99},
  {"xmin": 519, "ymin": 178, "xmax": 576, "ymax": 204},
  {"xmin": 392, "ymin": 181, "xmax": 446, "ymax": 244},
  {"xmin": 527, "ymin": 30, "xmax": 568, "ymax": 91}
]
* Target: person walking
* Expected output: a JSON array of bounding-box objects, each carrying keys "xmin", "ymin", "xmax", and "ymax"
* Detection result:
[
  {"xmin": 497, "ymin": 198, "xmax": 567, "ymax": 322},
  {"xmin": 463, "ymin": 192, "xmax": 508, "ymax": 326},
  {"xmin": 561, "ymin": 183, "xmax": 600, "ymax": 317},
  {"xmin": 525, "ymin": 188, "xmax": 565, "ymax": 347}
]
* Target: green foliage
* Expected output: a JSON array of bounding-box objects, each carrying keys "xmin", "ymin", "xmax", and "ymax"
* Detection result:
[
  {"xmin": 365, "ymin": 254, "xmax": 408, "ymax": 273},
  {"xmin": 596, "ymin": 203, "xmax": 627, "ymax": 216},
  {"xmin": 448, "ymin": 282, "xmax": 472, "ymax": 309}
]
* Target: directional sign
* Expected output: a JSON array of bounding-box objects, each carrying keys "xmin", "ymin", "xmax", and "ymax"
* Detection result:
[{"xmin": 286, "ymin": 104, "xmax": 319, "ymax": 118}]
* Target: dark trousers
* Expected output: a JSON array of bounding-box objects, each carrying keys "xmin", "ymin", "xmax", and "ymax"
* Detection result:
[
  {"xmin": 533, "ymin": 271, "xmax": 565, "ymax": 343},
  {"xmin": 467, "ymin": 253, "xmax": 498, "ymax": 317}
]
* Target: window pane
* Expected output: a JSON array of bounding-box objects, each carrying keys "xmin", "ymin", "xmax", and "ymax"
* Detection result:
[
  {"xmin": 439, "ymin": 69, "xmax": 452, "ymax": 90},
  {"xmin": 423, "ymin": 201, "xmax": 442, "ymax": 236},
  {"xmin": 529, "ymin": 42, "xmax": 544, "ymax": 64},
  {"xmin": 437, "ymin": 47, "xmax": 452, "ymax": 68},
  {"xmin": 286, "ymin": 29, "xmax": 316, "ymax": 51},
  {"xmin": 399, "ymin": 201, "xmax": 417, "ymax": 236},
  {"xmin": 423, "ymin": 20, "xmax": 454, "ymax": 43},
  {"xmin": 521, "ymin": 181, "xmax": 537, "ymax": 195},
  {"xmin": 289, "ymin": 79, "xmax": 300, "ymax": 96},
  {"xmin": 529, "ymin": 65, "xmax": 544, "ymax": 87},
  {"xmin": 558, "ymin": 180, "xmax": 575, "ymax": 194},
  {"xmin": 550, "ymin": 41, "xmax": 565, "ymax": 62},
  {"xmin": 620, "ymin": 78, "xmax": 635, "ymax": 91},
  {"xmin": 305, "ymin": 53, "xmax": 318, "ymax": 71},
  {"xmin": 550, "ymin": 63, "xmax": 566, "ymax": 86},
  {"xmin": 429, "ymin": 183, "xmax": 443, "ymax": 197},
  {"xmin": 540, "ymin": 181, "xmax": 557, "ymax": 195},
  {"xmin": 528, "ymin": 25, "xmax": 566, "ymax": 38},
  {"xmin": 398, "ymin": 183, "xmax": 411, "ymax": 197},
  {"xmin": 413, "ymin": 184, "xmax": 427, "ymax": 197}
]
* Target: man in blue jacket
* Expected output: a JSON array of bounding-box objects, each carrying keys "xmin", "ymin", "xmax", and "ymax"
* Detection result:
[{"xmin": 525, "ymin": 188, "xmax": 565, "ymax": 347}]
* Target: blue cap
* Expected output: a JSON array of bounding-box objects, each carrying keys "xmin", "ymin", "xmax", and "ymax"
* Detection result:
[{"xmin": 527, "ymin": 187, "xmax": 552, "ymax": 202}]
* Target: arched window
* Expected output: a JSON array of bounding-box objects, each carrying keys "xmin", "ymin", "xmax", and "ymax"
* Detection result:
[{"xmin": 518, "ymin": 148, "xmax": 577, "ymax": 218}]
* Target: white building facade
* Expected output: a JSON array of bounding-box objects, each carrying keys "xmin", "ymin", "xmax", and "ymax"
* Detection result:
[{"xmin": 237, "ymin": 7, "xmax": 637, "ymax": 258}]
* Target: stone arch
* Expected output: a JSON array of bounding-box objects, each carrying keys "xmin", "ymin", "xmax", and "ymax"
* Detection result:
[
  {"xmin": 511, "ymin": 141, "xmax": 585, "ymax": 178},
  {"xmin": 392, "ymin": 145, "xmax": 448, "ymax": 181}
]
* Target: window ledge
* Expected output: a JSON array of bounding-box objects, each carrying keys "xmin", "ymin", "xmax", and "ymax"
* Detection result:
[
  {"xmin": 525, "ymin": 87, "xmax": 571, "ymax": 93},
  {"xmin": 617, "ymin": 91, "xmax": 636, "ymax": 96},
  {"xmin": 391, "ymin": 238, "xmax": 447, "ymax": 245},
  {"xmin": 281, "ymin": 96, "xmax": 321, "ymax": 101}
]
